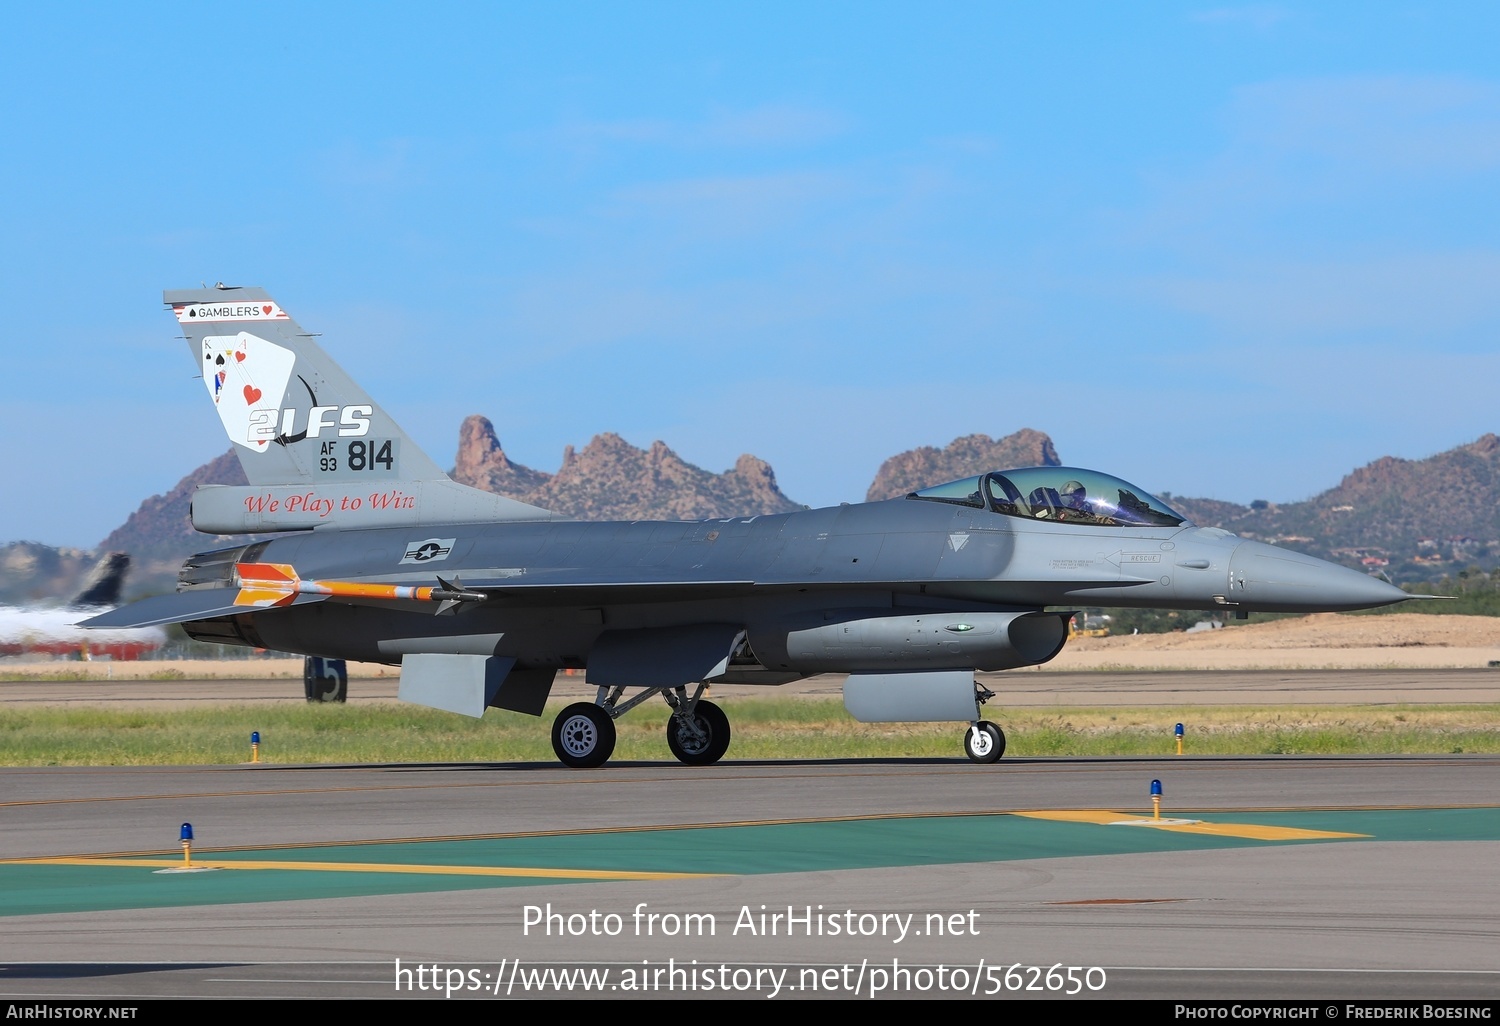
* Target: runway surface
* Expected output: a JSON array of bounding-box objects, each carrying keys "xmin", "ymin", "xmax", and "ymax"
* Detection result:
[{"xmin": 2, "ymin": 669, "xmax": 1498, "ymax": 1002}]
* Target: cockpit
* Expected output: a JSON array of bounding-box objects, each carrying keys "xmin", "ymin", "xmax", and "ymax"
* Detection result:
[{"xmin": 907, "ymin": 467, "xmax": 1188, "ymax": 528}]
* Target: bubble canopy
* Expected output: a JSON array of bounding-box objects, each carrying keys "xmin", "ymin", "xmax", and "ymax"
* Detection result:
[{"xmin": 907, "ymin": 467, "xmax": 1188, "ymax": 528}]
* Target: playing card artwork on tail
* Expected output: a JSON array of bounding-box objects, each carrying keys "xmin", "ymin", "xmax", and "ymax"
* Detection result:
[{"xmin": 200, "ymin": 333, "xmax": 297, "ymax": 450}]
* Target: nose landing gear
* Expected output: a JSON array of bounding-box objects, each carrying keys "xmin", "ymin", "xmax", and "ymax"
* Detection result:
[{"xmin": 963, "ymin": 720, "xmax": 1006, "ymax": 763}]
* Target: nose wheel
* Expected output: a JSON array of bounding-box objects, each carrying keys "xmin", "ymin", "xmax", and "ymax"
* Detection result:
[{"xmin": 964, "ymin": 720, "xmax": 1005, "ymax": 763}]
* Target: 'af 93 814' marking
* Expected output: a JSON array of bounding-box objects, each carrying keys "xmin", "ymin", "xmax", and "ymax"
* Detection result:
[{"xmin": 313, "ymin": 437, "xmax": 397, "ymax": 474}]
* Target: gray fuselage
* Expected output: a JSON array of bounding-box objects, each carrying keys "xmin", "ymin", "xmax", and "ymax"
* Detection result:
[{"xmin": 182, "ymin": 491, "xmax": 1403, "ymax": 675}]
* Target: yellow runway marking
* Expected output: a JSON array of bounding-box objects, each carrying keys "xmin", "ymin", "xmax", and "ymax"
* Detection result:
[
  {"xmin": 4, "ymin": 856, "xmax": 719, "ymax": 881},
  {"xmin": 26, "ymin": 803, "xmax": 1415, "ymax": 861},
  {"xmin": 1015, "ymin": 809, "xmax": 1368, "ymax": 840}
]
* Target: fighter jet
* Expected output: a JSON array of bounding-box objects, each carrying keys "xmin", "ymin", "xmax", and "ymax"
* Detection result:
[
  {"xmin": 87, "ymin": 286, "xmax": 1412, "ymax": 767},
  {"xmin": 2, "ymin": 553, "xmax": 165, "ymax": 660}
]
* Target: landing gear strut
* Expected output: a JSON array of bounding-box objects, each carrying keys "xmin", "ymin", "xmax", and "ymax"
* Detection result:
[
  {"xmin": 665, "ymin": 694, "xmax": 731, "ymax": 766},
  {"xmin": 964, "ymin": 720, "xmax": 1005, "ymax": 763},
  {"xmin": 548, "ymin": 682, "xmax": 733, "ymax": 769},
  {"xmin": 963, "ymin": 681, "xmax": 1006, "ymax": 763}
]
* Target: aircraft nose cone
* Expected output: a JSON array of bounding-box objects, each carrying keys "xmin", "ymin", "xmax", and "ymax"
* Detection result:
[{"xmin": 1228, "ymin": 540, "xmax": 1409, "ymax": 612}]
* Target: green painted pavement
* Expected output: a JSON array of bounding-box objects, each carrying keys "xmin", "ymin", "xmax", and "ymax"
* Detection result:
[{"xmin": 4, "ymin": 807, "xmax": 1496, "ymax": 918}]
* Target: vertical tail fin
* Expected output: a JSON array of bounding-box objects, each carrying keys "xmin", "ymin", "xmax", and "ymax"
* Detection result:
[
  {"xmin": 168, "ymin": 285, "xmax": 555, "ymax": 533},
  {"xmin": 70, "ymin": 553, "xmax": 130, "ymax": 608},
  {"xmin": 168, "ymin": 285, "xmax": 448, "ymax": 486}
]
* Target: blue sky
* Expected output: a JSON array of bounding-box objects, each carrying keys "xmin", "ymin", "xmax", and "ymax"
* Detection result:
[{"xmin": 1, "ymin": 3, "xmax": 1497, "ymax": 548}]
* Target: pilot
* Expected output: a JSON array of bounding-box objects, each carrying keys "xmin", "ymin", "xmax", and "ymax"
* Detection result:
[{"xmin": 1060, "ymin": 480, "xmax": 1093, "ymax": 518}]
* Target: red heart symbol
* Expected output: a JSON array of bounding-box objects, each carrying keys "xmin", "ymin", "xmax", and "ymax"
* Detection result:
[
  {"xmin": 244, "ymin": 385, "xmax": 262, "ymax": 404},
  {"xmin": 262, "ymin": 305, "xmax": 273, "ymax": 315},
  {"xmin": 235, "ymin": 350, "xmax": 246, "ymax": 362}
]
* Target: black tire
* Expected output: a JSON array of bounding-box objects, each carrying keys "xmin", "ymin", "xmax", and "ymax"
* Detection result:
[
  {"xmin": 303, "ymin": 657, "xmax": 348, "ymax": 703},
  {"xmin": 551, "ymin": 703, "xmax": 617, "ymax": 768},
  {"xmin": 964, "ymin": 720, "xmax": 1005, "ymax": 763},
  {"xmin": 666, "ymin": 699, "xmax": 731, "ymax": 766}
]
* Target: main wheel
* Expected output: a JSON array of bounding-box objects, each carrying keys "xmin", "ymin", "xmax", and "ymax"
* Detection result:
[
  {"xmin": 303, "ymin": 657, "xmax": 348, "ymax": 703},
  {"xmin": 964, "ymin": 721, "xmax": 1005, "ymax": 763},
  {"xmin": 551, "ymin": 703, "xmax": 617, "ymax": 768},
  {"xmin": 666, "ymin": 700, "xmax": 731, "ymax": 766}
]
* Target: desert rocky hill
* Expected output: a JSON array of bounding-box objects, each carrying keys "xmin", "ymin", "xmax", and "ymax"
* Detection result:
[
  {"xmin": 1155, "ymin": 494, "xmax": 1253, "ymax": 528},
  {"xmin": 1166, "ymin": 435, "xmax": 1500, "ymax": 579},
  {"xmin": 0, "ymin": 542, "xmax": 98, "ymax": 605},
  {"xmin": 865, "ymin": 429, "xmax": 1060, "ymax": 501},
  {"xmin": 96, "ymin": 452, "xmax": 250, "ymax": 580},
  {"xmin": 451, "ymin": 416, "xmax": 802, "ymax": 521}
]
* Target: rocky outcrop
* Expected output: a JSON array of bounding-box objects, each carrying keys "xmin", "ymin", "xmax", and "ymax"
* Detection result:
[
  {"xmin": 0, "ymin": 541, "xmax": 96, "ymax": 605},
  {"xmin": 452, "ymin": 417, "xmax": 802, "ymax": 520},
  {"xmin": 98, "ymin": 451, "xmax": 248, "ymax": 569},
  {"xmin": 865, "ymin": 429, "xmax": 1061, "ymax": 501},
  {"xmin": 539, "ymin": 436, "xmax": 801, "ymax": 521},
  {"xmin": 451, "ymin": 415, "xmax": 552, "ymax": 498}
]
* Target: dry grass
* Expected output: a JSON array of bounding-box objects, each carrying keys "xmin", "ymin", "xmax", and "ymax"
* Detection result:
[{"xmin": 0, "ymin": 699, "xmax": 1495, "ymax": 765}]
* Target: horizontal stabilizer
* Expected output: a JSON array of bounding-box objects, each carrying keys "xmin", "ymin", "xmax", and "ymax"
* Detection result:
[{"xmin": 80, "ymin": 590, "xmax": 327, "ymax": 630}]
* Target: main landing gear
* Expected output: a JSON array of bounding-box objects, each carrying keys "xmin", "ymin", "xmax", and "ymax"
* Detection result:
[
  {"xmin": 549, "ymin": 683, "xmax": 731, "ymax": 769},
  {"xmin": 551, "ymin": 703, "xmax": 616, "ymax": 769},
  {"xmin": 665, "ymin": 695, "xmax": 731, "ymax": 766}
]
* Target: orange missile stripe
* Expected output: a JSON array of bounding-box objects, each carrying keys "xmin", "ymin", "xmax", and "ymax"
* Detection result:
[{"xmin": 233, "ymin": 562, "xmax": 439, "ymax": 608}]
